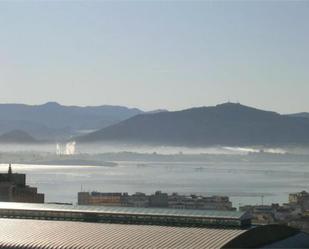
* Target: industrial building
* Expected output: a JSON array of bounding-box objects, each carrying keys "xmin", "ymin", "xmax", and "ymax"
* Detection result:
[
  {"xmin": 0, "ymin": 202, "xmax": 309, "ymax": 248},
  {"xmin": 0, "ymin": 165, "xmax": 44, "ymax": 203},
  {"xmin": 0, "ymin": 202, "xmax": 250, "ymax": 228}
]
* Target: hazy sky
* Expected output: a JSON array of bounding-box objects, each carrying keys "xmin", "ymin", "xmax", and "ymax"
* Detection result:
[{"xmin": 0, "ymin": 1, "xmax": 308, "ymax": 113}]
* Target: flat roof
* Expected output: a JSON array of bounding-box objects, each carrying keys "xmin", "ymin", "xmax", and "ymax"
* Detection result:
[
  {"xmin": 0, "ymin": 202, "xmax": 246, "ymax": 220},
  {"xmin": 0, "ymin": 218, "xmax": 246, "ymax": 249}
]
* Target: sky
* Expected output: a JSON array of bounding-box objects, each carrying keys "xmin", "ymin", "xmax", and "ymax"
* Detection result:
[{"xmin": 0, "ymin": 1, "xmax": 308, "ymax": 113}]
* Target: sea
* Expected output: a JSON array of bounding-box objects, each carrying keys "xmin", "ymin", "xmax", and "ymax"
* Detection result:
[{"xmin": 1, "ymin": 161, "xmax": 308, "ymax": 208}]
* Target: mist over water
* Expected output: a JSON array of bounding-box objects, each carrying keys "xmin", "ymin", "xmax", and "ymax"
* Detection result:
[
  {"xmin": 2, "ymin": 159, "xmax": 308, "ymax": 208},
  {"xmin": 0, "ymin": 142, "xmax": 308, "ymax": 155},
  {"xmin": 74, "ymin": 143, "xmax": 308, "ymax": 155},
  {"xmin": 0, "ymin": 142, "xmax": 308, "ymax": 208}
]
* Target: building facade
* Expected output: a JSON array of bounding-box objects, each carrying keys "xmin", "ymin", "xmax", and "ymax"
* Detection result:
[
  {"xmin": 168, "ymin": 193, "xmax": 234, "ymax": 210},
  {"xmin": 0, "ymin": 165, "xmax": 44, "ymax": 203},
  {"xmin": 78, "ymin": 190, "xmax": 235, "ymax": 211},
  {"xmin": 78, "ymin": 192, "xmax": 122, "ymax": 206},
  {"xmin": 289, "ymin": 191, "xmax": 309, "ymax": 211}
]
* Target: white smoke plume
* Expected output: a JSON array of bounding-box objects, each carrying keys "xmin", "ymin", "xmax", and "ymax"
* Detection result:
[
  {"xmin": 56, "ymin": 141, "xmax": 76, "ymax": 155},
  {"xmin": 65, "ymin": 141, "xmax": 76, "ymax": 155}
]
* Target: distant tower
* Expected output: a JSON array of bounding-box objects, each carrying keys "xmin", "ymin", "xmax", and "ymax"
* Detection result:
[
  {"xmin": 8, "ymin": 163, "xmax": 12, "ymax": 175},
  {"xmin": 8, "ymin": 163, "xmax": 12, "ymax": 181}
]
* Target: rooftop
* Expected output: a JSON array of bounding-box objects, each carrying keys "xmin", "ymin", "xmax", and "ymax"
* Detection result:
[
  {"xmin": 0, "ymin": 218, "xmax": 307, "ymax": 249},
  {"xmin": 0, "ymin": 218, "xmax": 246, "ymax": 249},
  {"xmin": 0, "ymin": 202, "xmax": 246, "ymax": 220}
]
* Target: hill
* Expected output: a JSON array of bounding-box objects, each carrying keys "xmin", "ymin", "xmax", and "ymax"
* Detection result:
[
  {"xmin": 286, "ymin": 113, "xmax": 309, "ymax": 119},
  {"xmin": 0, "ymin": 130, "xmax": 39, "ymax": 144},
  {"xmin": 76, "ymin": 103, "xmax": 309, "ymax": 147},
  {"xmin": 0, "ymin": 102, "xmax": 143, "ymax": 140}
]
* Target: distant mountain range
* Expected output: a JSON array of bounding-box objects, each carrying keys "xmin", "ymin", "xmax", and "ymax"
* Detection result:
[
  {"xmin": 1, "ymin": 102, "xmax": 309, "ymax": 146},
  {"xmin": 76, "ymin": 103, "xmax": 309, "ymax": 147},
  {"xmin": 0, "ymin": 130, "xmax": 38, "ymax": 144},
  {"xmin": 286, "ymin": 112, "xmax": 309, "ymax": 119},
  {"xmin": 0, "ymin": 102, "xmax": 143, "ymax": 140}
]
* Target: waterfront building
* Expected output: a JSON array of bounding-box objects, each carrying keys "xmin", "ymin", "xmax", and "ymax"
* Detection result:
[
  {"xmin": 78, "ymin": 190, "xmax": 235, "ymax": 211},
  {"xmin": 121, "ymin": 192, "xmax": 149, "ymax": 207},
  {"xmin": 168, "ymin": 193, "xmax": 235, "ymax": 211},
  {"xmin": 78, "ymin": 192, "xmax": 121, "ymax": 206},
  {"xmin": 240, "ymin": 205, "xmax": 276, "ymax": 224},
  {"xmin": 0, "ymin": 165, "xmax": 44, "ymax": 203},
  {"xmin": 289, "ymin": 191, "xmax": 309, "ymax": 211},
  {"xmin": 239, "ymin": 191, "xmax": 309, "ymax": 230},
  {"xmin": 149, "ymin": 190, "xmax": 168, "ymax": 207}
]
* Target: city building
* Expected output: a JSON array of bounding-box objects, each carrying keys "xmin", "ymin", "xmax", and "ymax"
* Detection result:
[
  {"xmin": 78, "ymin": 192, "xmax": 121, "ymax": 206},
  {"xmin": 289, "ymin": 191, "xmax": 309, "ymax": 211},
  {"xmin": 168, "ymin": 193, "xmax": 234, "ymax": 210},
  {"xmin": 0, "ymin": 164, "xmax": 44, "ymax": 203},
  {"xmin": 239, "ymin": 190, "xmax": 309, "ymax": 231},
  {"xmin": 240, "ymin": 205, "xmax": 276, "ymax": 224},
  {"xmin": 78, "ymin": 190, "xmax": 235, "ymax": 211},
  {"xmin": 121, "ymin": 192, "xmax": 149, "ymax": 207},
  {"xmin": 149, "ymin": 190, "xmax": 168, "ymax": 207}
]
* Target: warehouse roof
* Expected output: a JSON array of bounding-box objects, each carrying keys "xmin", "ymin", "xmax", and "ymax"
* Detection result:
[
  {"xmin": 0, "ymin": 218, "xmax": 308, "ymax": 249},
  {"xmin": 0, "ymin": 218, "xmax": 246, "ymax": 249},
  {"xmin": 0, "ymin": 202, "xmax": 247, "ymax": 219}
]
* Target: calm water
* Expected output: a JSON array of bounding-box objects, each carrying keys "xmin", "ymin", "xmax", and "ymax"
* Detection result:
[{"xmin": 1, "ymin": 161, "xmax": 309, "ymax": 208}]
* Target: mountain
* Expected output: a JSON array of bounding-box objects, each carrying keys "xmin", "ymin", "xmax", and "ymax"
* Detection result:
[
  {"xmin": 76, "ymin": 103, "xmax": 309, "ymax": 147},
  {"xmin": 0, "ymin": 102, "xmax": 143, "ymax": 140},
  {"xmin": 0, "ymin": 130, "xmax": 39, "ymax": 144},
  {"xmin": 0, "ymin": 120, "xmax": 70, "ymax": 141},
  {"xmin": 146, "ymin": 109, "xmax": 169, "ymax": 114},
  {"xmin": 286, "ymin": 113, "xmax": 309, "ymax": 119}
]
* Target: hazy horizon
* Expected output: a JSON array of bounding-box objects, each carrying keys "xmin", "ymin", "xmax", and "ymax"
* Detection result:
[{"xmin": 0, "ymin": 100, "xmax": 307, "ymax": 115}]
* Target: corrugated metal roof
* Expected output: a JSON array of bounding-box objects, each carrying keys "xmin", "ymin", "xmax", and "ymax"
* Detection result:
[
  {"xmin": 0, "ymin": 218, "xmax": 246, "ymax": 249},
  {"xmin": 0, "ymin": 202, "xmax": 245, "ymax": 219}
]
